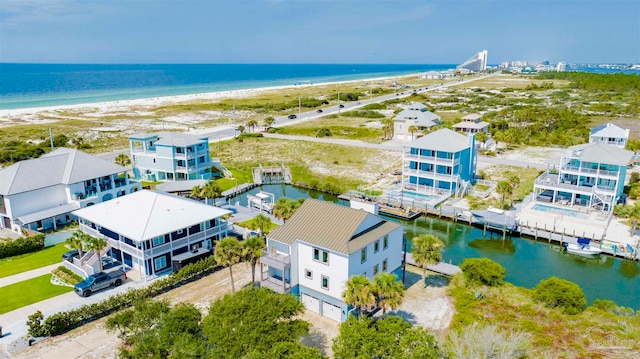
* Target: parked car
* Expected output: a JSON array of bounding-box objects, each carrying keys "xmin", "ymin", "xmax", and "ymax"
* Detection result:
[
  {"xmin": 287, "ymin": 114, "xmax": 297, "ymax": 119},
  {"xmin": 62, "ymin": 250, "xmax": 79, "ymax": 262},
  {"xmin": 339, "ymin": 104, "xmax": 344, "ymax": 108},
  {"xmin": 316, "ymin": 109, "xmax": 323, "ymax": 113},
  {"xmin": 74, "ymin": 269, "xmax": 127, "ymax": 297}
]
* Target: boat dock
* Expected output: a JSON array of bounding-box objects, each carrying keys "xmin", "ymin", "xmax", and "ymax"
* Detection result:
[
  {"xmin": 378, "ymin": 205, "xmax": 422, "ymax": 220},
  {"xmin": 252, "ymin": 163, "xmax": 291, "ymax": 185},
  {"xmin": 222, "ymin": 183, "xmax": 258, "ymax": 199},
  {"xmin": 405, "ymin": 252, "xmax": 462, "ymax": 276}
]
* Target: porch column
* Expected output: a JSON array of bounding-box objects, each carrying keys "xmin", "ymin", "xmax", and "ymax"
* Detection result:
[
  {"xmin": 52, "ymin": 216, "xmax": 57, "ymax": 231},
  {"xmin": 571, "ymin": 193, "xmax": 576, "ymax": 206},
  {"xmin": 552, "ymin": 191, "xmax": 557, "ymax": 204}
]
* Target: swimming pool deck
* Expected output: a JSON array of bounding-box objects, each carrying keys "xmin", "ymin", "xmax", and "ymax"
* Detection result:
[{"xmin": 517, "ymin": 202, "xmax": 608, "ymax": 241}]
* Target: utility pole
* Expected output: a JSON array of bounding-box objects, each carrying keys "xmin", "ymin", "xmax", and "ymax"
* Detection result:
[
  {"xmin": 298, "ymin": 96, "xmax": 301, "ymax": 124},
  {"xmin": 49, "ymin": 128, "xmax": 54, "ymax": 150},
  {"xmin": 338, "ymin": 90, "xmax": 341, "ymax": 116},
  {"xmin": 232, "ymin": 104, "xmax": 236, "ymax": 128}
]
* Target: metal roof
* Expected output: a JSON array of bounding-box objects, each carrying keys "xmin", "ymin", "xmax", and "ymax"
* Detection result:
[
  {"xmin": 590, "ymin": 123, "xmax": 629, "ymax": 138},
  {"xmin": 155, "ymin": 179, "xmax": 208, "ymax": 193},
  {"xmin": 73, "ymin": 190, "xmax": 231, "ymax": 241},
  {"xmin": 15, "ymin": 202, "xmax": 80, "ymax": 225},
  {"xmin": 0, "ymin": 148, "xmax": 128, "ymax": 196},
  {"xmin": 405, "ymin": 128, "xmax": 472, "ymax": 153},
  {"xmin": 267, "ymin": 199, "xmax": 401, "ymax": 255},
  {"xmin": 129, "ymin": 131, "xmax": 208, "ymax": 147},
  {"xmin": 453, "ymin": 120, "xmax": 489, "ymax": 129},
  {"xmin": 394, "ymin": 109, "xmax": 440, "ymax": 128},
  {"xmin": 462, "ymin": 113, "xmax": 482, "ymax": 121},
  {"xmin": 569, "ymin": 142, "xmax": 633, "ymax": 165}
]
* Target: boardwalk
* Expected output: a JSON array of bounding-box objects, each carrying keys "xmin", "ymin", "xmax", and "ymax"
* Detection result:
[{"xmin": 405, "ymin": 252, "xmax": 462, "ymax": 276}]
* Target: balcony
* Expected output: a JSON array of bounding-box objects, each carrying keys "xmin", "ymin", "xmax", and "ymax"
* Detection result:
[
  {"xmin": 260, "ymin": 275, "xmax": 291, "ymax": 294},
  {"xmin": 535, "ymin": 173, "xmax": 616, "ymax": 195},
  {"xmin": 260, "ymin": 249, "xmax": 290, "ymax": 270},
  {"xmin": 560, "ymin": 165, "xmax": 619, "ymax": 178}
]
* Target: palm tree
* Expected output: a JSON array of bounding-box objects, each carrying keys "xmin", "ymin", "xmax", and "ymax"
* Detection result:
[
  {"xmin": 200, "ymin": 180, "xmax": 222, "ymax": 205},
  {"xmin": 411, "ymin": 234, "xmax": 445, "ymax": 288},
  {"xmin": 508, "ymin": 175, "xmax": 520, "ymax": 207},
  {"xmin": 342, "ymin": 275, "xmax": 376, "ymax": 320},
  {"xmin": 382, "ymin": 118, "xmax": 394, "ymax": 140},
  {"xmin": 475, "ymin": 131, "xmax": 488, "ymax": 148},
  {"xmin": 85, "ymin": 236, "xmax": 108, "ymax": 272},
  {"xmin": 237, "ymin": 125, "xmax": 246, "ymax": 134},
  {"xmin": 242, "ymin": 235, "xmax": 264, "ymax": 285},
  {"xmin": 264, "ymin": 116, "xmax": 275, "ymax": 129},
  {"xmin": 252, "ymin": 213, "xmax": 272, "ymax": 237},
  {"xmin": 496, "ymin": 180, "xmax": 513, "ymax": 209},
  {"xmin": 246, "ymin": 119, "xmax": 258, "ymax": 133},
  {"xmin": 215, "ymin": 236, "xmax": 243, "ymax": 293},
  {"xmin": 373, "ymin": 272, "xmax": 404, "ymax": 316},
  {"xmin": 67, "ymin": 230, "xmax": 88, "ymax": 261},
  {"xmin": 408, "ymin": 125, "xmax": 418, "ymax": 141},
  {"xmin": 114, "ymin": 153, "xmax": 131, "ymax": 167},
  {"xmin": 190, "ymin": 185, "xmax": 202, "ymax": 201},
  {"xmin": 629, "ymin": 202, "xmax": 640, "ymax": 235},
  {"xmin": 273, "ymin": 197, "xmax": 296, "ymax": 223}
]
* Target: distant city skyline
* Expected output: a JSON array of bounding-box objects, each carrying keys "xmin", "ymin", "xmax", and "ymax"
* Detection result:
[{"xmin": 0, "ymin": 0, "xmax": 638, "ymax": 64}]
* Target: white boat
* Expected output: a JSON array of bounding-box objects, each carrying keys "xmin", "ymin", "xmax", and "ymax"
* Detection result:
[{"xmin": 563, "ymin": 239, "xmax": 603, "ymax": 257}]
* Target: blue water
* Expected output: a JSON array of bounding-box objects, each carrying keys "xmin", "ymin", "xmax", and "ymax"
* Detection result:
[
  {"xmin": 531, "ymin": 204, "xmax": 590, "ymax": 219},
  {"xmin": 0, "ymin": 63, "xmax": 454, "ymax": 110}
]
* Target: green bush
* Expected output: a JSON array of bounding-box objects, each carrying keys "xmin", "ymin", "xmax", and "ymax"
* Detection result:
[
  {"xmin": 0, "ymin": 234, "xmax": 45, "ymax": 259},
  {"xmin": 267, "ymin": 127, "xmax": 279, "ymax": 133},
  {"xmin": 341, "ymin": 110, "xmax": 385, "ymax": 118},
  {"xmin": 316, "ymin": 128, "xmax": 332, "ymax": 137},
  {"xmin": 52, "ymin": 266, "xmax": 83, "ymax": 285},
  {"xmin": 27, "ymin": 310, "xmax": 45, "ymax": 337},
  {"xmin": 532, "ymin": 277, "xmax": 586, "ymax": 315},
  {"xmin": 33, "ymin": 255, "xmax": 219, "ymax": 337},
  {"xmin": 460, "ymin": 258, "xmax": 506, "ymax": 286},
  {"xmin": 237, "ymin": 133, "xmax": 263, "ymax": 139}
]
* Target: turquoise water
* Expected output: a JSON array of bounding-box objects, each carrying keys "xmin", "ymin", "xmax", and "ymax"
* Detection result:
[
  {"xmin": 0, "ymin": 63, "xmax": 454, "ymax": 109},
  {"xmin": 532, "ymin": 204, "xmax": 590, "ymax": 219},
  {"xmin": 230, "ymin": 184, "xmax": 640, "ymax": 309}
]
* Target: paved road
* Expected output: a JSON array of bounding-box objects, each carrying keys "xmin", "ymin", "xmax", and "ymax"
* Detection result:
[{"xmin": 96, "ymin": 74, "xmax": 493, "ymax": 163}]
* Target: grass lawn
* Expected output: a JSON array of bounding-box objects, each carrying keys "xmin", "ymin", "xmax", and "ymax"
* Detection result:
[
  {"xmin": 0, "ymin": 243, "xmax": 69, "ymax": 278},
  {"xmin": 235, "ymin": 216, "xmax": 280, "ymax": 235},
  {"xmin": 0, "ymin": 274, "xmax": 73, "ymax": 314}
]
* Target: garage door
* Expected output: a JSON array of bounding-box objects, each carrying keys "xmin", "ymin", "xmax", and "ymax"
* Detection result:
[
  {"xmin": 301, "ymin": 293, "xmax": 320, "ymax": 314},
  {"xmin": 322, "ymin": 301, "xmax": 342, "ymax": 322}
]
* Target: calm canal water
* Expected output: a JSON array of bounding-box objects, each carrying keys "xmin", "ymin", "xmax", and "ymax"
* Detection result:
[{"xmin": 230, "ymin": 184, "xmax": 640, "ymax": 309}]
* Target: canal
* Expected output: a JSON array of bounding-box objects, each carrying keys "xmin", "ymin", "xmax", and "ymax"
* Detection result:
[{"xmin": 229, "ymin": 184, "xmax": 640, "ymax": 309}]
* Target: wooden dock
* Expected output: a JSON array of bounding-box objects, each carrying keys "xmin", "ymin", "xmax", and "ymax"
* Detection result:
[
  {"xmin": 253, "ymin": 164, "xmax": 291, "ymax": 185},
  {"xmin": 222, "ymin": 183, "xmax": 257, "ymax": 199},
  {"xmin": 405, "ymin": 252, "xmax": 462, "ymax": 276},
  {"xmin": 378, "ymin": 205, "xmax": 422, "ymax": 220}
]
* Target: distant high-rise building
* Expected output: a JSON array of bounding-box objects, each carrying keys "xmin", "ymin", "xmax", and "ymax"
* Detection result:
[
  {"xmin": 457, "ymin": 50, "xmax": 488, "ymax": 72},
  {"xmin": 556, "ymin": 62, "xmax": 567, "ymax": 72},
  {"xmin": 542, "ymin": 59, "xmax": 550, "ymax": 66}
]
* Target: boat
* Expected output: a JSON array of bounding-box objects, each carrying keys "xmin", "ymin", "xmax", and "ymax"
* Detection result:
[{"xmin": 562, "ymin": 238, "xmax": 603, "ymax": 257}]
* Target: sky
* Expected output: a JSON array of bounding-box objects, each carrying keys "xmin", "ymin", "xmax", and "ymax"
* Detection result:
[{"xmin": 0, "ymin": 0, "xmax": 638, "ymax": 64}]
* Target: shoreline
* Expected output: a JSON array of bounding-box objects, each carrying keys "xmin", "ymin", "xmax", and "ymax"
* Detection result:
[{"xmin": 0, "ymin": 72, "xmax": 423, "ymax": 118}]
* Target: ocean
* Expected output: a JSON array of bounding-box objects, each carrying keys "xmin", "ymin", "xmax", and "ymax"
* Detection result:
[{"xmin": 0, "ymin": 63, "xmax": 454, "ymax": 110}]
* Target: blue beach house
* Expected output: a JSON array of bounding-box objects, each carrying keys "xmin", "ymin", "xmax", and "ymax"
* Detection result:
[
  {"xmin": 533, "ymin": 143, "xmax": 633, "ymax": 211},
  {"xmin": 402, "ymin": 128, "xmax": 477, "ymax": 199},
  {"xmin": 129, "ymin": 132, "xmax": 213, "ymax": 181}
]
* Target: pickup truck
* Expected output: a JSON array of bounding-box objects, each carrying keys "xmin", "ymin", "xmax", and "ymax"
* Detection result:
[{"xmin": 74, "ymin": 269, "xmax": 127, "ymax": 297}]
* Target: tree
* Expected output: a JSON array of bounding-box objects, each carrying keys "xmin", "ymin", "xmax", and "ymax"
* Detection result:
[
  {"xmin": 332, "ymin": 315, "xmax": 443, "ymax": 359},
  {"xmin": 408, "ymin": 124, "xmax": 418, "ymax": 141},
  {"xmin": 114, "ymin": 153, "xmax": 131, "ymax": 167},
  {"xmin": 372, "ymin": 272, "xmax": 404, "ymax": 315},
  {"xmin": 67, "ymin": 230, "xmax": 88, "ymax": 261},
  {"xmin": 85, "ymin": 236, "xmax": 108, "ymax": 272},
  {"xmin": 243, "ymin": 235, "xmax": 264, "ymax": 285},
  {"xmin": 252, "ymin": 213, "xmax": 272, "ymax": 237},
  {"xmin": 215, "ymin": 236, "xmax": 243, "ymax": 293},
  {"xmin": 411, "ymin": 234, "xmax": 444, "ymax": 288},
  {"xmin": 475, "ymin": 131, "xmax": 488, "ymax": 146},
  {"xmin": 237, "ymin": 125, "xmax": 246, "ymax": 134},
  {"xmin": 382, "ymin": 118, "xmax": 394, "ymax": 140},
  {"xmin": 273, "ymin": 197, "xmax": 302, "ymax": 223},
  {"xmin": 533, "ymin": 276, "xmax": 586, "ymax": 314},
  {"xmin": 200, "ymin": 180, "xmax": 222, "ymax": 205},
  {"xmin": 342, "ymin": 275, "xmax": 375, "ymax": 320},
  {"xmin": 460, "ymin": 258, "xmax": 506, "ymax": 286},
  {"xmin": 202, "ymin": 287, "xmax": 310, "ymax": 358},
  {"xmin": 246, "ymin": 119, "xmax": 258, "ymax": 133},
  {"xmin": 264, "ymin": 116, "xmax": 276, "ymax": 129},
  {"xmin": 496, "ymin": 180, "xmax": 513, "ymax": 209},
  {"xmin": 190, "ymin": 185, "xmax": 202, "ymax": 201},
  {"xmin": 629, "ymin": 202, "xmax": 640, "ymax": 235},
  {"xmin": 508, "ymin": 175, "xmax": 520, "ymax": 207}
]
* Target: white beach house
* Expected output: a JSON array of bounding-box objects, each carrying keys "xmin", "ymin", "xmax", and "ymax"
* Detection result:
[
  {"xmin": 0, "ymin": 148, "xmax": 140, "ymax": 233},
  {"xmin": 73, "ymin": 190, "xmax": 230, "ymax": 278},
  {"xmin": 260, "ymin": 199, "xmax": 404, "ymax": 322},
  {"xmin": 589, "ymin": 123, "xmax": 630, "ymax": 149},
  {"xmin": 393, "ymin": 102, "xmax": 441, "ymax": 141},
  {"xmin": 452, "ymin": 113, "xmax": 489, "ymax": 135}
]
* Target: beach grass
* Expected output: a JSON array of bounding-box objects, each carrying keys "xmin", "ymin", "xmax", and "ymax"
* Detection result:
[
  {"xmin": 0, "ymin": 274, "xmax": 73, "ymax": 314},
  {"xmin": 273, "ymin": 115, "xmax": 386, "ymax": 143},
  {"xmin": 0, "ymin": 243, "xmax": 69, "ymax": 278}
]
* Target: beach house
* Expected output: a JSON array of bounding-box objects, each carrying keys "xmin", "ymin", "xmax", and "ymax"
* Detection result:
[
  {"xmin": 589, "ymin": 123, "xmax": 630, "ymax": 149},
  {"xmin": 129, "ymin": 132, "xmax": 213, "ymax": 181},
  {"xmin": 402, "ymin": 128, "xmax": 477, "ymax": 199},
  {"xmin": 452, "ymin": 114, "xmax": 489, "ymax": 135},
  {"xmin": 0, "ymin": 148, "xmax": 140, "ymax": 233},
  {"xmin": 259, "ymin": 199, "xmax": 404, "ymax": 322},
  {"xmin": 393, "ymin": 103, "xmax": 441, "ymax": 141},
  {"xmin": 73, "ymin": 190, "xmax": 230, "ymax": 278},
  {"xmin": 533, "ymin": 143, "xmax": 633, "ymax": 211}
]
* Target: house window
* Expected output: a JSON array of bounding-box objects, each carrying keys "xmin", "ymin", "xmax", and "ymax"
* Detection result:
[
  {"xmin": 200, "ymin": 221, "xmax": 212, "ymax": 231},
  {"xmin": 305, "ymin": 269, "xmax": 313, "ymax": 279},
  {"xmin": 322, "ymin": 251, "xmax": 329, "ymax": 264},
  {"xmin": 313, "ymin": 248, "xmax": 329, "ymax": 264},
  {"xmin": 374, "ymin": 240, "xmax": 380, "ymax": 253},
  {"xmin": 373, "ymin": 264, "xmax": 379, "ymax": 276},
  {"xmin": 313, "ymin": 248, "xmax": 320, "ymax": 261},
  {"xmin": 383, "ymin": 259, "xmax": 388, "ymax": 272},
  {"xmin": 321, "ymin": 275, "xmax": 329, "ymax": 290},
  {"xmin": 383, "ymin": 235, "xmax": 389, "ymax": 249},
  {"xmin": 361, "ymin": 248, "xmax": 367, "ymax": 263},
  {"xmin": 152, "ymin": 236, "xmax": 165, "ymax": 247},
  {"xmin": 154, "ymin": 256, "xmax": 167, "ymax": 271}
]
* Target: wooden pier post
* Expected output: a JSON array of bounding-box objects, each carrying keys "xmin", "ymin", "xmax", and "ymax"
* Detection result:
[
  {"xmin": 535, "ymin": 227, "xmax": 538, "ymax": 240},
  {"xmin": 453, "ymin": 209, "xmax": 457, "ymax": 223},
  {"xmin": 483, "ymin": 222, "xmax": 486, "ymax": 236}
]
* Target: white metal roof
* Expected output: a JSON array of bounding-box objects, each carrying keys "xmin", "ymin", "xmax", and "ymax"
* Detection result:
[
  {"xmin": 129, "ymin": 131, "xmax": 208, "ymax": 147},
  {"xmin": 405, "ymin": 128, "xmax": 472, "ymax": 152},
  {"xmin": 15, "ymin": 202, "xmax": 80, "ymax": 225},
  {"xmin": 590, "ymin": 123, "xmax": 629, "ymax": 139},
  {"xmin": 462, "ymin": 113, "xmax": 482, "ymax": 121},
  {"xmin": 155, "ymin": 179, "xmax": 208, "ymax": 193},
  {"xmin": 0, "ymin": 148, "xmax": 128, "ymax": 196},
  {"xmin": 569, "ymin": 142, "xmax": 633, "ymax": 166},
  {"xmin": 453, "ymin": 121, "xmax": 489, "ymax": 129},
  {"xmin": 73, "ymin": 190, "xmax": 231, "ymax": 241}
]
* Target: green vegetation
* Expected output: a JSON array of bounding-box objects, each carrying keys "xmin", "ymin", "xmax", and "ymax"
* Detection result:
[
  {"xmin": 0, "ymin": 274, "xmax": 73, "ymax": 314},
  {"xmin": 0, "ymin": 242, "xmax": 68, "ymax": 278},
  {"xmin": 52, "ymin": 266, "xmax": 83, "ymax": 285},
  {"xmin": 532, "ymin": 277, "xmax": 587, "ymax": 315},
  {"xmin": 332, "ymin": 316, "xmax": 443, "ymax": 358},
  {"xmin": 411, "ymin": 234, "xmax": 445, "ymax": 288},
  {"xmin": 273, "ymin": 115, "xmax": 385, "ymax": 143},
  {"xmin": 235, "ymin": 214, "xmax": 279, "ymax": 235},
  {"xmin": 0, "ymin": 233, "xmax": 45, "ymax": 260},
  {"xmin": 536, "ymin": 71, "xmax": 640, "ymax": 93},
  {"xmin": 273, "ymin": 197, "xmax": 305, "ymax": 223},
  {"xmin": 459, "ymin": 258, "xmax": 506, "ymax": 286}
]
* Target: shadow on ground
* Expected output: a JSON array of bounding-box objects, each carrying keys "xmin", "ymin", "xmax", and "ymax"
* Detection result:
[
  {"xmin": 388, "ymin": 310, "xmax": 418, "ymax": 325},
  {"xmin": 403, "ymin": 271, "xmax": 422, "ymax": 288},
  {"xmin": 425, "ymin": 274, "xmax": 450, "ymax": 288}
]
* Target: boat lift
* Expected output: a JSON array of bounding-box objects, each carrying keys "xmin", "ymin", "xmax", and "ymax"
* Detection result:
[{"xmin": 247, "ymin": 191, "xmax": 275, "ymax": 213}]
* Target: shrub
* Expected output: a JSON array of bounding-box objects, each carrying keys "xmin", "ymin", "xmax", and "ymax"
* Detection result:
[
  {"xmin": 238, "ymin": 133, "xmax": 263, "ymax": 139},
  {"xmin": 316, "ymin": 128, "xmax": 332, "ymax": 137},
  {"xmin": 35, "ymin": 255, "xmax": 219, "ymax": 337},
  {"xmin": 52, "ymin": 266, "xmax": 84, "ymax": 285},
  {"xmin": 27, "ymin": 310, "xmax": 44, "ymax": 337},
  {"xmin": 0, "ymin": 234, "xmax": 45, "ymax": 259},
  {"xmin": 532, "ymin": 277, "xmax": 586, "ymax": 315},
  {"xmin": 460, "ymin": 258, "xmax": 506, "ymax": 286},
  {"xmin": 267, "ymin": 127, "xmax": 279, "ymax": 133}
]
